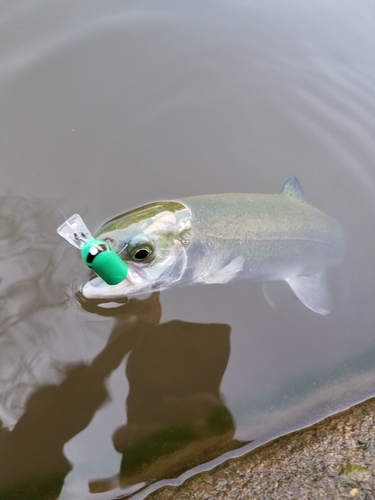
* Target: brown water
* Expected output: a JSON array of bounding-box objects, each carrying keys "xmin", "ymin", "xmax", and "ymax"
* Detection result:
[{"xmin": 1, "ymin": 0, "xmax": 375, "ymax": 498}]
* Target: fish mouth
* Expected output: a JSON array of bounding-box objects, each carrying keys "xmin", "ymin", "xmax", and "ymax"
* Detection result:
[
  {"xmin": 81, "ymin": 276, "xmax": 132, "ymax": 299},
  {"xmin": 81, "ymin": 269, "xmax": 149, "ymax": 300}
]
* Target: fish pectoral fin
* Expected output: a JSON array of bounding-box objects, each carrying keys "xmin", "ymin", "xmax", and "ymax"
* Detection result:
[
  {"xmin": 200, "ymin": 256, "xmax": 245, "ymax": 284},
  {"xmin": 285, "ymin": 272, "xmax": 331, "ymax": 315}
]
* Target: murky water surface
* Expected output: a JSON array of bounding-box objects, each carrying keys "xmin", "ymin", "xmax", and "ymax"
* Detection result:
[{"xmin": 1, "ymin": 0, "xmax": 375, "ymax": 498}]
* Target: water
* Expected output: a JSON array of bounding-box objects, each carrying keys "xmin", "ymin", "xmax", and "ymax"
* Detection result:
[{"xmin": 0, "ymin": 0, "xmax": 375, "ymax": 498}]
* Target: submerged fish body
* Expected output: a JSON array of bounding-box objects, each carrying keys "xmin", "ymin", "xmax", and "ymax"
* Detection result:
[{"xmin": 82, "ymin": 177, "xmax": 345, "ymax": 314}]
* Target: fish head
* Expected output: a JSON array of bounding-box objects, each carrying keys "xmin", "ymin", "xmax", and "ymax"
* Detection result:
[{"xmin": 81, "ymin": 201, "xmax": 192, "ymax": 299}]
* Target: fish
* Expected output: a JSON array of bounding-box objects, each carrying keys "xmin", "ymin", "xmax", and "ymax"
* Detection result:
[{"xmin": 81, "ymin": 176, "xmax": 345, "ymax": 314}]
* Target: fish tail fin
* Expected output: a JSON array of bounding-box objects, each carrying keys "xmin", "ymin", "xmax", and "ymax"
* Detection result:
[{"xmin": 285, "ymin": 271, "xmax": 331, "ymax": 315}]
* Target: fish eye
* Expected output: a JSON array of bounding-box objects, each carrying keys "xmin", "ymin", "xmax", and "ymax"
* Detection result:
[
  {"xmin": 133, "ymin": 248, "xmax": 151, "ymax": 260},
  {"xmin": 127, "ymin": 236, "xmax": 155, "ymax": 262}
]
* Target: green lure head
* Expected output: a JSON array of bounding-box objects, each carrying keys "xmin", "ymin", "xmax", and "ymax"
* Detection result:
[
  {"xmin": 57, "ymin": 214, "xmax": 128, "ymax": 286},
  {"xmin": 79, "ymin": 238, "xmax": 128, "ymax": 285}
]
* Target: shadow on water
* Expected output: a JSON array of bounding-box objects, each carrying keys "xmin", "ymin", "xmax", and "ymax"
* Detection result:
[
  {"xmin": 87, "ymin": 314, "xmax": 247, "ymax": 496},
  {"xmin": 0, "ymin": 196, "xmax": 246, "ymax": 499}
]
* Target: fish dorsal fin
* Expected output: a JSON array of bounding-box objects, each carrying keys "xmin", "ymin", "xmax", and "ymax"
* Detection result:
[
  {"xmin": 280, "ymin": 176, "xmax": 305, "ymax": 201},
  {"xmin": 285, "ymin": 272, "xmax": 331, "ymax": 315}
]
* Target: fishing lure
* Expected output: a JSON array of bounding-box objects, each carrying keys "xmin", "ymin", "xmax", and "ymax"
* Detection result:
[{"xmin": 57, "ymin": 214, "xmax": 128, "ymax": 285}]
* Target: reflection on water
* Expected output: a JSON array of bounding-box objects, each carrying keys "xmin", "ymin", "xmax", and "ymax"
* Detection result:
[
  {"xmin": 0, "ymin": 289, "xmax": 160, "ymax": 499},
  {"xmin": 0, "ymin": 196, "xmax": 75, "ymax": 426},
  {"xmin": 89, "ymin": 319, "xmax": 246, "ymax": 495},
  {"xmin": 1, "ymin": 0, "xmax": 375, "ymax": 498}
]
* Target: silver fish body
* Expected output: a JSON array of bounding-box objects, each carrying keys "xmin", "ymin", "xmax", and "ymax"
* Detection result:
[{"xmin": 82, "ymin": 177, "xmax": 345, "ymax": 314}]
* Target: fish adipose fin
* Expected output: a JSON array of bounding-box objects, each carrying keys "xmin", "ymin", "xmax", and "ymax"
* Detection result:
[
  {"xmin": 281, "ymin": 176, "xmax": 305, "ymax": 201},
  {"xmin": 201, "ymin": 256, "xmax": 245, "ymax": 284},
  {"xmin": 285, "ymin": 272, "xmax": 331, "ymax": 315}
]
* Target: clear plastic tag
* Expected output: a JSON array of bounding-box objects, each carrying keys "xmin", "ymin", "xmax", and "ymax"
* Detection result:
[{"xmin": 57, "ymin": 214, "xmax": 93, "ymax": 249}]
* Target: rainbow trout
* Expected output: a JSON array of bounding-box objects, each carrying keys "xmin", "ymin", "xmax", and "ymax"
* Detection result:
[{"xmin": 82, "ymin": 177, "xmax": 345, "ymax": 314}]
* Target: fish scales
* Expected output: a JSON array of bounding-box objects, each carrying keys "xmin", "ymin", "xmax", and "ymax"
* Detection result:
[{"xmin": 180, "ymin": 193, "xmax": 343, "ymax": 280}]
